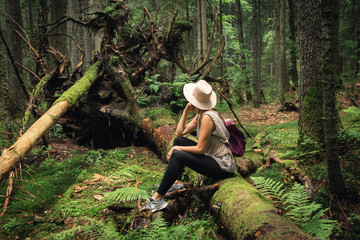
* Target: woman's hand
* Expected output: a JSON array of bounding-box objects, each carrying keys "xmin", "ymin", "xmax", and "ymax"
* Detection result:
[
  {"xmin": 166, "ymin": 147, "xmax": 174, "ymax": 162},
  {"xmin": 166, "ymin": 146, "xmax": 180, "ymax": 162},
  {"xmin": 184, "ymin": 103, "xmax": 195, "ymax": 114}
]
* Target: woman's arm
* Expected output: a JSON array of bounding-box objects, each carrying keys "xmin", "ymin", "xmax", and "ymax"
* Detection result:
[
  {"xmin": 170, "ymin": 115, "xmax": 213, "ymax": 156},
  {"xmin": 176, "ymin": 103, "xmax": 198, "ymax": 137}
]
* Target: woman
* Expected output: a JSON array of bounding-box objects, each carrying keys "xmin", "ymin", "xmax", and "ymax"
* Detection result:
[{"xmin": 141, "ymin": 80, "xmax": 236, "ymax": 212}]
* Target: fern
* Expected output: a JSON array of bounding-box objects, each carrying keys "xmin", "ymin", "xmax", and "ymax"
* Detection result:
[
  {"xmin": 139, "ymin": 214, "xmax": 214, "ymax": 240},
  {"xmin": 302, "ymin": 209, "xmax": 337, "ymax": 240},
  {"xmin": 141, "ymin": 215, "xmax": 169, "ymax": 240},
  {"xmin": 106, "ymin": 186, "xmax": 148, "ymax": 202},
  {"xmin": 46, "ymin": 217, "xmax": 120, "ymax": 240},
  {"xmin": 342, "ymin": 106, "xmax": 360, "ymax": 122},
  {"xmin": 251, "ymin": 176, "xmax": 286, "ymax": 205},
  {"xmin": 250, "ymin": 176, "xmax": 338, "ymax": 240},
  {"xmin": 116, "ymin": 165, "xmax": 143, "ymax": 179}
]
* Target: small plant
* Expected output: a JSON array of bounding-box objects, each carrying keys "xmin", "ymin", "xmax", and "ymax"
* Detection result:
[
  {"xmin": 250, "ymin": 176, "xmax": 338, "ymax": 240},
  {"xmin": 125, "ymin": 213, "xmax": 216, "ymax": 240},
  {"xmin": 162, "ymin": 74, "xmax": 199, "ymax": 109},
  {"xmin": 49, "ymin": 123, "xmax": 67, "ymax": 139},
  {"xmin": 106, "ymin": 186, "xmax": 148, "ymax": 202},
  {"xmin": 147, "ymin": 74, "xmax": 162, "ymax": 93}
]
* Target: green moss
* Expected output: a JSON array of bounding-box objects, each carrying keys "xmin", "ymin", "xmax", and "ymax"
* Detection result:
[
  {"xmin": 298, "ymin": 85, "xmax": 324, "ymax": 147},
  {"xmin": 212, "ymin": 175, "xmax": 311, "ymax": 239},
  {"xmin": 54, "ymin": 60, "xmax": 102, "ymax": 106},
  {"xmin": 147, "ymin": 107, "xmax": 177, "ymax": 127},
  {"xmin": 32, "ymin": 74, "xmax": 52, "ymax": 98}
]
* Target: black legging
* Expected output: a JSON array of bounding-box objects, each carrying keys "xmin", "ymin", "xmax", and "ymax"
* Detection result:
[{"xmin": 157, "ymin": 136, "xmax": 234, "ymax": 195}]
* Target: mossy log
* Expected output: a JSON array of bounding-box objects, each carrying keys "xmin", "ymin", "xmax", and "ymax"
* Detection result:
[
  {"xmin": 0, "ymin": 61, "xmax": 102, "ymax": 182},
  {"xmin": 211, "ymin": 175, "xmax": 314, "ymax": 239}
]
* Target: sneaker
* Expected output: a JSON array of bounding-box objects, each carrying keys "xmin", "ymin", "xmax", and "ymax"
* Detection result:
[
  {"xmin": 167, "ymin": 183, "xmax": 184, "ymax": 192},
  {"xmin": 154, "ymin": 183, "xmax": 185, "ymax": 193},
  {"xmin": 140, "ymin": 197, "xmax": 168, "ymax": 213}
]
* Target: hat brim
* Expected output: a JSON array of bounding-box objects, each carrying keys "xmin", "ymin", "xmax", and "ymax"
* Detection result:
[{"xmin": 183, "ymin": 83, "xmax": 217, "ymax": 110}]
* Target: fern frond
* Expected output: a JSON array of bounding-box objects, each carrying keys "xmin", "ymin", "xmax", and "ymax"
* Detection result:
[
  {"xmin": 250, "ymin": 176, "xmax": 285, "ymax": 202},
  {"xmin": 250, "ymin": 177, "xmax": 338, "ymax": 240},
  {"xmin": 286, "ymin": 202, "xmax": 323, "ymax": 224},
  {"xmin": 141, "ymin": 214, "xmax": 169, "ymax": 240},
  {"xmin": 116, "ymin": 165, "xmax": 143, "ymax": 179},
  {"xmin": 282, "ymin": 182, "xmax": 310, "ymax": 209},
  {"xmin": 302, "ymin": 209, "xmax": 338, "ymax": 240},
  {"xmin": 106, "ymin": 186, "xmax": 148, "ymax": 202}
]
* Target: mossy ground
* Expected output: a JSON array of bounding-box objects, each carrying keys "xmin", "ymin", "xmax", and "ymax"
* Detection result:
[{"xmin": 0, "ymin": 145, "xmax": 218, "ymax": 239}]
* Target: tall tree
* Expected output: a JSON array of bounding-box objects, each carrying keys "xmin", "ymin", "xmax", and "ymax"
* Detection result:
[
  {"xmin": 274, "ymin": 0, "xmax": 289, "ymax": 106},
  {"xmin": 298, "ymin": 0, "xmax": 324, "ymax": 147},
  {"xmin": 287, "ymin": 0, "xmax": 298, "ymax": 87},
  {"xmin": 321, "ymin": 0, "xmax": 346, "ymax": 198},
  {"xmin": 197, "ymin": 0, "xmax": 207, "ymax": 60},
  {"xmin": 252, "ymin": 0, "xmax": 262, "ymax": 108},
  {"xmin": 235, "ymin": 0, "xmax": 251, "ymax": 100},
  {"xmin": 354, "ymin": 0, "xmax": 360, "ymax": 75},
  {"xmin": 185, "ymin": 0, "xmax": 193, "ymax": 66},
  {"xmin": 3, "ymin": 0, "xmax": 26, "ymax": 115},
  {"xmin": 50, "ymin": 0, "xmax": 67, "ymax": 68}
]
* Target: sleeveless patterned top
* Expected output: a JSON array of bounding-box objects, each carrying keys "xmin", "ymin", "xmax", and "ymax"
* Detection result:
[{"xmin": 197, "ymin": 110, "xmax": 236, "ymax": 173}]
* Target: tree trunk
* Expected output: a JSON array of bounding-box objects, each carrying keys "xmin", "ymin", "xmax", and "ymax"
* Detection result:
[
  {"xmin": 50, "ymin": 0, "xmax": 67, "ymax": 67},
  {"xmin": 355, "ymin": 0, "xmax": 360, "ymax": 75},
  {"xmin": 235, "ymin": 0, "xmax": 252, "ymax": 101},
  {"xmin": 197, "ymin": 0, "xmax": 207, "ymax": 60},
  {"xmin": 0, "ymin": 61, "xmax": 102, "ymax": 182},
  {"xmin": 219, "ymin": 0, "xmax": 224, "ymax": 78},
  {"xmin": 275, "ymin": 0, "xmax": 289, "ymax": 106},
  {"xmin": 67, "ymin": 0, "xmax": 84, "ymax": 71},
  {"xmin": 321, "ymin": 0, "xmax": 346, "ymax": 198},
  {"xmin": 186, "ymin": 0, "xmax": 193, "ymax": 66},
  {"xmin": 252, "ymin": 0, "xmax": 262, "ymax": 108},
  {"xmin": 3, "ymin": 0, "xmax": 26, "ymax": 114},
  {"xmin": 298, "ymin": 0, "xmax": 324, "ymax": 148},
  {"xmin": 287, "ymin": 0, "xmax": 298, "ymax": 87}
]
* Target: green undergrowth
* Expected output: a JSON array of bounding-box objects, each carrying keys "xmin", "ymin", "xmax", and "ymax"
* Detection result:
[{"xmin": 0, "ymin": 147, "xmax": 217, "ymax": 239}]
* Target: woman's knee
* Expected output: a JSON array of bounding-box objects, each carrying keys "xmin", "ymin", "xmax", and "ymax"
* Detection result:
[
  {"xmin": 169, "ymin": 151, "xmax": 186, "ymax": 164},
  {"xmin": 173, "ymin": 137, "xmax": 187, "ymax": 146}
]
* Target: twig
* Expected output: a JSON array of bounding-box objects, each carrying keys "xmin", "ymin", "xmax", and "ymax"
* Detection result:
[{"xmin": 0, "ymin": 171, "xmax": 15, "ymax": 216}]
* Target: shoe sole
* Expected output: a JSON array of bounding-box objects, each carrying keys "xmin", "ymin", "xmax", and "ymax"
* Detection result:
[{"xmin": 151, "ymin": 201, "xmax": 168, "ymax": 213}]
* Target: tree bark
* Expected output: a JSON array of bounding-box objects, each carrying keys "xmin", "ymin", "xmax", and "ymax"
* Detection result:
[
  {"xmin": 321, "ymin": 0, "xmax": 346, "ymax": 198},
  {"xmin": 275, "ymin": 0, "xmax": 289, "ymax": 106},
  {"xmin": 50, "ymin": 0, "xmax": 67, "ymax": 68},
  {"xmin": 3, "ymin": 0, "xmax": 26, "ymax": 114},
  {"xmin": 287, "ymin": 0, "xmax": 298, "ymax": 87},
  {"xmin": 0, "ymin": 61, "xmax": 102, "ymax": 182},
  {"xmin": 298, "ymin": 0, "xmax": 324, "ymax": 148},
  {"xmin": 197, "ymin": 0, "xmax": 207, "ymax": 61},
  {"xmin": 252, "ymin": 0, "xmax": 262, "ymax": 108},
  {"xmin": 235, "ymin": 0, "xmax": 252, "ymax": 101}
]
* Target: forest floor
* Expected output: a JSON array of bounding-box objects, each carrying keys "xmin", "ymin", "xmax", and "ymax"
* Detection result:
[{"xmin": 1, "ymin": 98, "xmax": 359, "ymax": 239}]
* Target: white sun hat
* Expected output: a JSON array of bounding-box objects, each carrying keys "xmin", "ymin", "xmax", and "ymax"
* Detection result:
[{"xmin": 183, "ymin": 80, "xmax": 217, "ymax": 110}]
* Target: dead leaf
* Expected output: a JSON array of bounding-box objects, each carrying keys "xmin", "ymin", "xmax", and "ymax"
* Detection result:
[
  {"xmin": 74, "ymin": 185, "xmax": 88, "ymax": 193},
  {"xmin": 93, "ymin": 195, "xmax": 104, "ymax": 201}
]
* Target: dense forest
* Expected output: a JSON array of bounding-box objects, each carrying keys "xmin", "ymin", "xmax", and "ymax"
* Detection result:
[{"xmin": 0, "ymin": 0, "xmax": 359, "ymax": 239}]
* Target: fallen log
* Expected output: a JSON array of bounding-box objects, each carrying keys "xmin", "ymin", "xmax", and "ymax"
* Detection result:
[
  {"xmin": 0, "ymin": 60, "xmax": 102, "ymax": 182},
  {"xmin": 210, "ymin": 174, "xmax": 314, "ymax": 239}
]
